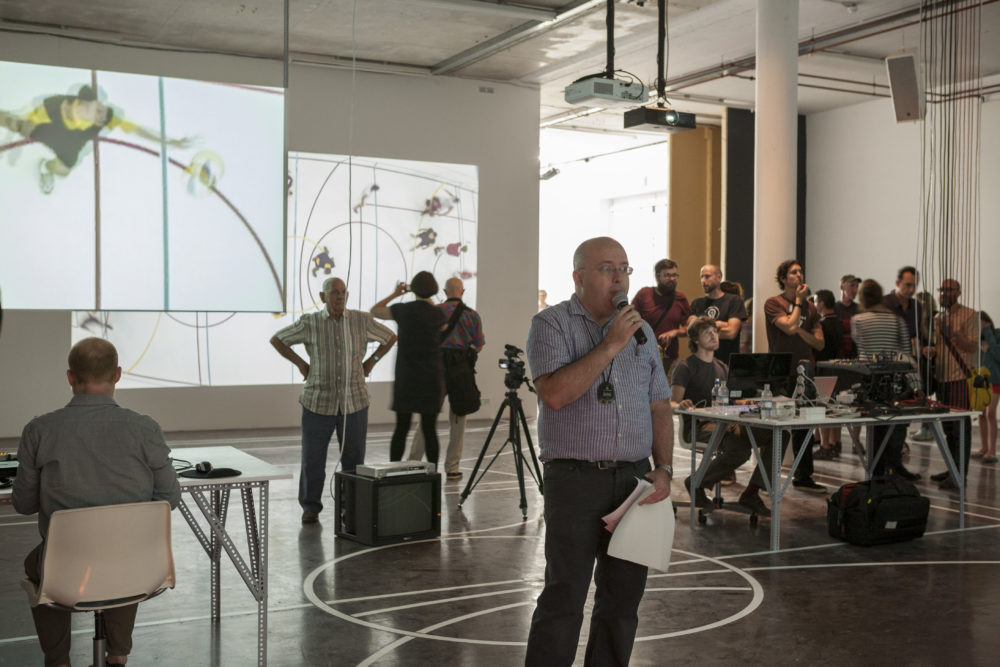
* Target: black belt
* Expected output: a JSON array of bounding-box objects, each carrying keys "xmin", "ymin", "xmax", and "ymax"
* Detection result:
[{"xmin": 548, "ymin": 458, "xmax": 644, "ymax": 470}]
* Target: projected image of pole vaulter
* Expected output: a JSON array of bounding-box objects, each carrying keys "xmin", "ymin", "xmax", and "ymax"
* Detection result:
[
  {"xmin": 70, "ymin": 153, "xmax": 478, "ymax": 388},
  {"xmin": 0, "ymin": 60, "xmax": 285, "ymax": 312}
]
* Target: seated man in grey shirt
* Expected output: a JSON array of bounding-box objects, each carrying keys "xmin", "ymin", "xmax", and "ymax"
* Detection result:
[{"xmin": 13, "ymin": 337, "xmax": 181, "ymax": 667}]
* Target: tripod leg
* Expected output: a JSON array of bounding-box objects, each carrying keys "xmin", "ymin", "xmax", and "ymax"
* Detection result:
[
  {"xmin": 516, "ymin": 400, "xmax": 544, "ymax": 495},
  {"xmin": 458, "ymin": 398, "xmax": 510, "ymax": 508},
  {"xmin": 509, "ymin": 402, "xmax": 529, "ymax": 520}
]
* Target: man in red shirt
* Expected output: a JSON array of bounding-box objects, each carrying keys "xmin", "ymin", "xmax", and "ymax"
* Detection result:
[{"xmin": 632, "ymin": 258, "xmax": 690, "ymax": 378}]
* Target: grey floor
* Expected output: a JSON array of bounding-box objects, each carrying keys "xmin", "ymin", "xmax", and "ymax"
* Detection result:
[{"xmin": 2, "ymin": 415, "xmax": 999, "ymax": 666}]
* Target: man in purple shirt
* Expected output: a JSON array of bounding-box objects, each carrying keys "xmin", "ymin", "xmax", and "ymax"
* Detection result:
[
  {"xmin": 632, "ymin": 258, "xmax": 690, "ymax": 377},
  {"xmin": 525, "ymin": 236, "xmax": 673, "ymax": 666}
]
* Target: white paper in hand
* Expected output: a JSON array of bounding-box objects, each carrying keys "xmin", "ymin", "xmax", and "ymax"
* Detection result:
[{"xmin": 606, "ymin": 480, "xmax": 674, "ymax": 572}]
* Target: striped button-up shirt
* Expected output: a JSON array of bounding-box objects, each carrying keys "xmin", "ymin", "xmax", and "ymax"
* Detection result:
[
  {"xmin": 275, "ymin": 309, "xmax": 395, "ymax": 415},
  {"xmin": 526, "ymin": 294, "xmax": 671, "ymax": 462}
]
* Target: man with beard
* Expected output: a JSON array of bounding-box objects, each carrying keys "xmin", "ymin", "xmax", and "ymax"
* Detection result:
[
  {"xmin": 687, "ymin": 265, "xmax": 747, "ymax": 365},
  {"xmin": 632, "ymin": 258, "xmax": 690, "ymax": 377},
  {"xmin": 928, "ymin": 278, "xmax": 977, "ymax": 490},
  {"xmin": 764, "ymin": 259, "xmax": 826, "ymax": 493}
]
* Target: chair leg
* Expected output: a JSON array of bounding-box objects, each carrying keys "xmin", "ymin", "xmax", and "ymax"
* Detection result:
[{"xmin": 93, "ymin": 610, "xmax": 107, "ymax": 667}]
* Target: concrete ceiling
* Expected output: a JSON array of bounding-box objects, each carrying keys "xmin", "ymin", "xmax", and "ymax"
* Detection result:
[{"xmin": 1, "ymin": 0, "xmax": 997, "ymax": 133}]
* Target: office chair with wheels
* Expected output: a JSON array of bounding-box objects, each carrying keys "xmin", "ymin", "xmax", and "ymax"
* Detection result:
[{"xmin": 20, "ymin": 501, "xmax": 175, "ymax": 667}]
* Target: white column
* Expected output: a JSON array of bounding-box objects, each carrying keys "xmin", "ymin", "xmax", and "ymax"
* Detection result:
[{"xmin": 753, "ymin": 0, "xmax": 798, "ymax": 352}]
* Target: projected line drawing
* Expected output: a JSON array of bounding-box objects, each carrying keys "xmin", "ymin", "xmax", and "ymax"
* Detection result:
[
  {"xmin": 0, "ymin": 83, "xmax": 196, "ymax": 194},
  {"xmin": 0, "ymin": 60, "xmax": 285, "ymax": 312},
  {"xmin": 71, "ymin": 153, "xmax": 477, "ymax": 388}
]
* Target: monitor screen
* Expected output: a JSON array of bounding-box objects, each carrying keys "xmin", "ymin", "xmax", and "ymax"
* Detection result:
[
  {"xmin": 726, "ymin": 353, "xmax": 793, "ymax": 398},
  {"xmin": 0, "ymin": 60, "xmax": 285, "ymax": 311},
  {"xmin": 378, "ymin": 481, "xmax": 435, "ymax": 537}
]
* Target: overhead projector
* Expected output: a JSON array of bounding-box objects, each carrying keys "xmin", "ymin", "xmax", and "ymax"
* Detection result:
[
  {"xmin": 564, "ymin": 76, "xmax": 648, "ymax": 106},
  {"xmin": 623, "ymin": 106, "xmax": 696, "ymax": 133}
]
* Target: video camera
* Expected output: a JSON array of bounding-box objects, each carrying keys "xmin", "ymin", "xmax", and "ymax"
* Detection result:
[{"xmin": 498, "ymin": 344, "xmax": 533, "ymax": 392}]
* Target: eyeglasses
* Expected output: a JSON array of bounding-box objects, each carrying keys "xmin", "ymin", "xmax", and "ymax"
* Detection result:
[
  {"xmin": 657, "ymin": 271, "xmax": 679, "ymax": 279},
  {"xmin": 581, "ymin": 265, "xmax": 634, "ymax": 276}
]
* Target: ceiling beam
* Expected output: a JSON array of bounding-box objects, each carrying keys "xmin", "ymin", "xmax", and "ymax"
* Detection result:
[{"xmin": 415, "ymin": 0, "xmax": 557, "ymax": 21}]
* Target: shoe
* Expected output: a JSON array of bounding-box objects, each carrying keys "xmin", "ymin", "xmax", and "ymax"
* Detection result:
[
  {"xmin": 972, "ymin": 450, "xmax": 987, "ymax": 458},
  {"xmin": 301, "ymin": 510, "xmax": 319, "ymax": 524},
  {"xmin": 38, "ymin": 158, "xmax": 54, "ymax": 195},
  {"xmin": 684, "ymin": 476, "xmax": 712, "ymax": 509},
  {"xmin": 912, "ymin": 429, "xmax": 934, "ymax": 442},
  {"xmin": 939, "ymin": 477, "xmax": 964, "ymax": 491},
  {"xmin": 930, "ymin": 471, "xmax": 949, "ymax": 482},
  {"xmin": 446, "ymin": 471, "xmax": 463, "ymax": 480},
  {"xmin": 983, "ymin": 456, "xmax": 998, "ymax": 464},
  {"xmin": 738, "ymin": 492, "xmax": 771, "ymax": 517},
  {"xmin": 814, "ymin": 446, "xmax": 837, "ymax": 461},
  {"xmin": 720, "ymin": 471, "xmax": 737, "ymax": 486},
  {"xmin": 892, "ymin": 465, "xmax": 921, "ymax": 481},
  {"xmin": 792, "ymin": 477, "xmax": 826, "ymax": 494},
  {"xmin": 833, "ymin": 441, "xmax": 843, "ymax": 456}
]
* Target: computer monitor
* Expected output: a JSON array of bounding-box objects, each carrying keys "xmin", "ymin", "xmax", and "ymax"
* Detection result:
[{"xmin": 726, "ymin": 353, "xmax": 793, "ymax": 398}]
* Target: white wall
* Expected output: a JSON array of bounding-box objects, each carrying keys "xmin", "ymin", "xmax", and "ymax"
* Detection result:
[
  {"xmin": 806, "ymin": 97, "xmax": 1000, "ymax": 307},
  {"xmin": 0, "ymin": 33, "xmax": 540, "ymax": 436}
]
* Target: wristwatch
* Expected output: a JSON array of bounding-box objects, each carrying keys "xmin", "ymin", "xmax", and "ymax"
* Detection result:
[{"xmin": 656, "ymin": 464, "xmax": 673, "ymax": 477}]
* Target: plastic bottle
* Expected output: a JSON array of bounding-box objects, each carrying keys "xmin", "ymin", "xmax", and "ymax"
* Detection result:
[
  {"xmin": 718, "ymin": 380, "xmax": 730, "ymax": 412},
  {"xmin": 711, "ymin": 379, "xmax": 721, "ymax": 412},
  {"xmin": 760, "ymin": 383, "xmax": 774, "ymax": 419}
]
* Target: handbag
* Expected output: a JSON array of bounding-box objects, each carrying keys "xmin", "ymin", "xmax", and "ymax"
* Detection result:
[{"xmin": 942, "ymin": 335, "xmax": 991, "ymax": 412}]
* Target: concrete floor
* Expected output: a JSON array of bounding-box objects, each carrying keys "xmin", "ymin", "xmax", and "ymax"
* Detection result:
[{"xmin": 2, "ymin": 417, "xmax": 999, "ymax": 666}]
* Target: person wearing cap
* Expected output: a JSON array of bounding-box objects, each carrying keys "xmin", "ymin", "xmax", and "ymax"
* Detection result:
[{"xmin": 835, "ymin": 274, "xmax": 861, "ymax": 358}]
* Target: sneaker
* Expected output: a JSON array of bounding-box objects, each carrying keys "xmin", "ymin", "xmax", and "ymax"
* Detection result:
[
  {"xmin": 38, "ymin": 158, "xmax": 54, "ymax": 195},
  {"xmin": 738, "ymin": 492, "xmax": 771, "ymax": 517},
  {"xmin": 814, "ymin": 446, "xmax": 837, "ymax": 461},
  {"xmin": 911, "ymin": 429, "xmax": 934, "ymax": 442},
  {"xmin": 446, "ymin": 471, "xmax": 463, "ymax": 480},
  {"xmin": 301, "ymin": 510, "xmax": 319, "ymax": 524},
  {"xmin": 930, "ymin": 471, "xmax": 949, "ymax": 482},
  {"xmin": 684, "ymin": 476, "xmax": 712, "ymax": 509},
  {"xmin": 792, "ymin": 477, "xmax": 826, "ymax": 494}
]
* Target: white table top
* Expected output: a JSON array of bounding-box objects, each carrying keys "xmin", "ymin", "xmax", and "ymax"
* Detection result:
[
  {"xmin": 173, "ymin": 445, "xmax": 292, "ymax": 486},
  {"xmin": 675, "ymin": 406, "xmax": 980, "ymax": 428}
]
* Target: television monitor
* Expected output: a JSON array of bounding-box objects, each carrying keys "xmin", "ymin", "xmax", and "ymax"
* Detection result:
[{"xmin": 335, "ymin": 471, "xmax": 441, "ymax": 546}]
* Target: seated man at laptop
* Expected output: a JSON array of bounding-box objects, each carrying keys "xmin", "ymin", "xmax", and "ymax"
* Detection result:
[
  {"xmin": 13, "ymin": 337, "xmax": 181, "ymax": 666},
  {"xmin": 672, "ymin": 317, "xmax": 772, "ymax": 516}
]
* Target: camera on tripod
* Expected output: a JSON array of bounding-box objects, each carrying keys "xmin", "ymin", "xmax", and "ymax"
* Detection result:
[{"xmin": 498, "ymin": 344, "xmax": 531, "ymax": 390}]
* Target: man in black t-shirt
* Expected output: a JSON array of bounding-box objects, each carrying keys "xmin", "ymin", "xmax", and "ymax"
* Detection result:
[
  {"xmin": 688, "ymin": 265, "xmax": 747, "ymax": 365},
  {"xmin": 672, "ymin": 317, "xmax": 771, "ymax": 516}
]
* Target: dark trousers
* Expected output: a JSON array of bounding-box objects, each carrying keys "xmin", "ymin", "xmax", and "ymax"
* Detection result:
[
  {"xmin": 300, "ymin": 406, "xmax": 369, "ymax": 513},
  {"xmin": 25, "ymin": 544, "xmax": 138, "ymax": 666},
  {"xmin": 938, "ymin": 380, "xmax": 973, "ymax": 477},
  {"xmin": 390, "ymin": 412, "xmax": 439, "ymax": 464},
  {"xmin": 525, "ymin": 459, "xmax": 651, "ymax": 667},
  {"xmin": 791, "ymin": 429, "xmax": 815, "ymax": 480},
  {"xmin": 871, "ymin": 424, "xmax": 908, "ymax": 476},
  {"xmin": 697, "ymin": 426, "xmax": 776, "ymax": 489}
]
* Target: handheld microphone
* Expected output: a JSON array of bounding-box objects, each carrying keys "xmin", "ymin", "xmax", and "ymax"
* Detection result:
[{"xmin": 612, "ymin": 292, "xmax": 647, "ymax": 345}]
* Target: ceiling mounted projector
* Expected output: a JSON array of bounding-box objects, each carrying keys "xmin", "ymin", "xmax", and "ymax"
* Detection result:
[
  {"xmin": 564, "ymin": 76, "xmax": 648, "ymax": 107},
  {"xmin": 623, "ymin": 106, "xmax": 696, "ymax": 133}
]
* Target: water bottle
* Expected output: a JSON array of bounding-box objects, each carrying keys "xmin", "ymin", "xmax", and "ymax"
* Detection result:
[
  {"xmin": 760, "ymin": 383, "xmax": 774, "ymax": 419},
  {"xmin": 711, "ymin": 379, "xmax": 721, "ymax": 412},
  {"xmin": 718, "ymin": 380, "xmax": 730, "ymax": 412}
]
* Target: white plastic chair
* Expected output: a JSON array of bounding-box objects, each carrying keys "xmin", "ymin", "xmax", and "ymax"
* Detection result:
[{"xmin": 21, "ymin": 501, "xmax": 175, "ymax": 667}]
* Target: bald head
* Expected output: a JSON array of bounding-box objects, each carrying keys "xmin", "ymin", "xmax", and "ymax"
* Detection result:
[
  {"xmin": 444, "ymin": 277, "xmax": 464, "ymax": 300},
  {"xmin": 68, "ymin": 337, "xmax": 121, "ymax": 394},
  {"xmin": 573, "ymin": 236, "xmax": 624, "ymax": 270},
  {"xmin": 320, "ymin": 277, "xmax": 347, "ymax": 317}
]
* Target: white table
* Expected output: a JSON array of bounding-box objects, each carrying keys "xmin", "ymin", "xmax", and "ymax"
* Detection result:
[
  {"xmin": 675, "ymin": 408, "xmax": 977, "ymax": 550},
  {"xmin": 174, "ymin": 445, "xmax": 291, "ymax": 667}
]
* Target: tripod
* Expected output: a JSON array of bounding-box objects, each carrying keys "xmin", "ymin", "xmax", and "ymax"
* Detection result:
[{"xmin": 458, "ymin": 381, "xmax": 543, "ymax": 520}]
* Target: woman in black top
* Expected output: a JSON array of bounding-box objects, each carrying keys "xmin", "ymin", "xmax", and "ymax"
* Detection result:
[{"xmin": 372, "ymin": 271, "xmax": 446, "ymax": 464}]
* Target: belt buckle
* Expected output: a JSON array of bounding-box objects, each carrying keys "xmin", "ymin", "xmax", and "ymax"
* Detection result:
[{"xmin": 596, "ymin": 461, "xmax": 610, "ymax": 470}]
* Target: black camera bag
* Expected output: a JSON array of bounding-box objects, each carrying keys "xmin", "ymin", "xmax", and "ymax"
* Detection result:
[{"xmin": 827, "ymin": 477, "xmax": 929, "ymax": 546}]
